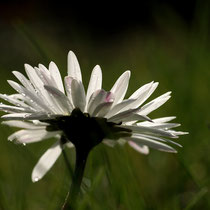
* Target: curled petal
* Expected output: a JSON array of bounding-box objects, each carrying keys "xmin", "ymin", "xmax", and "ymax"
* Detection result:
[{"xmin": 128, "ymin": 141, "xmax": 149, "ymax": 155}]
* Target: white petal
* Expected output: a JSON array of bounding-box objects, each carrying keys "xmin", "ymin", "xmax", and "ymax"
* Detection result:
[
  {"xmin": 86, "ymin": 65, "xmax": 102, "ymax": 106},
  {"xmin": 0, "ymin": 94, "xmax": 30, "ymax": 109},
  {"xmin": 49, "ymin": 62, "xmax": 65, "ymax": 93},
  {"xmin": 120, "ymin": 113, "xmax": 152, "ymax": 123},
  {"xmin": 32, "ymin": 140, "xmax": 62, "ymax": 182},
  {"xmin": 2, "ymin": 120, "xmax": 45, "ymax": 129},
  {"xmin": 110, "ymin": 71, "xmax": 130, "ymax": 105},
  {"xmin": 128, "ymin": 141, "xmax": 149, "ymax": 154},
  {"xmin": 125, "ymin": 135, "xmax": 177, "ymax": 153},
  {"xmin": 105, "ymin": 98, "xmax": 136, "ymax": 118},
  {"xmin": 120, "ymin": 125, "xmax": 176, "ymax": 138},
  {"xmin": 2, "ymin": 113, "xmax": 32, "ymax": 120},
  {"xmin": 71, "ymin": 79, "xmax": 86, "ymax": 112},
  {"xmin": 151, "ymin": 116, "xmax": 176, "ymax": 123},
  {"xmin": 7, "ymin": 80, "xmax": 49, "ymax": 111},
  {"xmin": 44, "ymin": 85, "xmax": 73, "ymax": 113},
  {"xmin": 107, "ymin": 107, "xmax": 140, "ymax": 123},
  {"xmin": 12, "ymin": 71, "xmax": 36, "ymax": 94},
  {"xmin": 38, "ymin": 64, "xmax": 50, "ymax": 73},
  {"xmin": 24, "ymin": 64, "xmax": 44, "ymax": 88},
  {"xmin": 1, "ymin": 112, "xmax": 59, "ymax": 121},
  {"xmin": 64, "ymin": 76, "xmax": 73, "ymax": 103},
  {"xmin": 23, "ymin": 113, "xmax": 61, "ymax": 120},
  {"xmin": 126, "ymin": 82, "xmax": 159, "ymax": 110},
  {"xmin": 8, "ymin": 129, "xmax": 60, "ymax": 143},
  {"xmin": 138, "ymin": 134, "xmax": 182, "ymax": 147},
  {"xmin": 137, "ymin": 122, "xmax": 180, "ymax": 130},
  {"xmin": 168, "ymin": 130, "xmax": 189, "ymax": 136},
  {"xmin": 34, "ymin": 66, "xmax": 51, "ymax": 86},
  {"xmin": 24, "ymin": 64, "xmax": 62, "ymax": 114},
  {"xmin": 138, "ymin": 92, "xmax": 171, "ymax": 116},
  {"xmin": 0, "ymin": 104, "xmax": 34, "ymax": 113},
  {"xmin": 67, "ymin": 51, "xmax": 82, "ymax": 81}
]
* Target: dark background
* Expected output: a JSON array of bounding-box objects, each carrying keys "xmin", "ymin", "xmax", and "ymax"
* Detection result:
[{"xmin": 0, "ymin": 0, "xmax": 198, "ymax": 36}]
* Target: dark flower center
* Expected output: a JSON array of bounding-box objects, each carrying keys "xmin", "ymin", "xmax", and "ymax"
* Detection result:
[{"xmin": 42, "ymin": 108, "xmax": 132, "ymax": 152}]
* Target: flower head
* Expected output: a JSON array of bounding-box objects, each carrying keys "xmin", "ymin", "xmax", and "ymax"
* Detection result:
[{"xmin": 0, "ymin": 51, "xmax": 187, "ymax": 182}]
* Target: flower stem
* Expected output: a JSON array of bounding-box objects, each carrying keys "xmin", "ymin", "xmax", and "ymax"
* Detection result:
[
  {"xmin": 62, "ymin": 146, "xmax": 89, "ymax": 210},
  {"xmin": 62, "ymin": 149, "xmax": 73, "ymax": 178}
]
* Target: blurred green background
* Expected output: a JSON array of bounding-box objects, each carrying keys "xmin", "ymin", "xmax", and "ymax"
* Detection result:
[{"xmin": 0, "ymin": 1, "xmax": 210, "ymax": 209}]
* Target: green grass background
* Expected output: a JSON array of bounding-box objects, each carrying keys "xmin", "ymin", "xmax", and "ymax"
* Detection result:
[{"xmin": 0, "ymin": 4, "xmax": 210, "ymax": 210}]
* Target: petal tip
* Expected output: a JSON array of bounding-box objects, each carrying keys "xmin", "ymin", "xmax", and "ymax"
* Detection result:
[{"xmin": 32, "ymin": 175, "xmax": 40, "ymax": 183}]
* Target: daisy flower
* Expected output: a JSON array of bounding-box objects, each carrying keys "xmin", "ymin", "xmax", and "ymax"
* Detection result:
[{"xmin": 0, "ymin": 51, "xmax": 187, "ymax": 185}]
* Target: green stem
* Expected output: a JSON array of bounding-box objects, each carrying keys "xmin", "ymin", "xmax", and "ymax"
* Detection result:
[{"xmin": 62, "ymin": 147, "xmax": 89, "ymax": 210}]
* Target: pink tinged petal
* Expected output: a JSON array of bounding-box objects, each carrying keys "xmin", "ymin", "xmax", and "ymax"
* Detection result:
[
  {"xmin": 49, "ymin": 62, "xmax": 65, "ymax": 93},
  {"xmin": 2, "ymin": 120, "xmax": 45, "ymax": 129},
  {"xmin": 105, "ymin": 92, "xmax": 115, "ymax": 102},
  {"xmin": 128, "ymin": 141, "xmax": 149, "ymax": 155},
  {"xmin": 120, "ymin": 125, "xmax": 176, "ymax": 138},
  {"xmin": 8, "ymin": 129, "xmax": 60, "ymax": 144},
  {"xmin": 125, "ymin": 82, "xmax": 159, "ymax": 110},
  {"xmin": 44, "ymin": 85, "xmax": 73, "ymax": 113},
  {"xmin": 110, "ymin": 71, "xmax": 131, "ymax": 105},
  {"xmin": 71, "ymin": 79, "xmax": 86, "ymax": 112},
  {"xmin": 67, "ymin": 51, "xmax": 82, "ymax": 81},
  {"xmin": 138, "ymin": 92, "xmax": 171, "ymax": 116},
  {"xmin": 105, "ymin": 98, "xmax": 136, "ymax": 118},
  {"xmin": 12, "ymin": 71, "xmax": 36, "ymax": 94},
  {"xmin": 86, "ymin": 65, "xmax": 102, "ymax": 105},
  {"xmin": 31, "ymin": 140, "xmax": 62, "ymax": 182},
  {"xmin": 91, "ymin": 101, "xmax": 113, "ymax": 117},
  {"xmin": 125, "ymin": 135, "xmax": 177, "ymax": 153},
  {"xmin": 87, "ymin": 90, "xmax": 114, "ymax": 116},
  {"xmin": 87, "ymin": 90, "xmax": 105, "ymax": 114}
]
